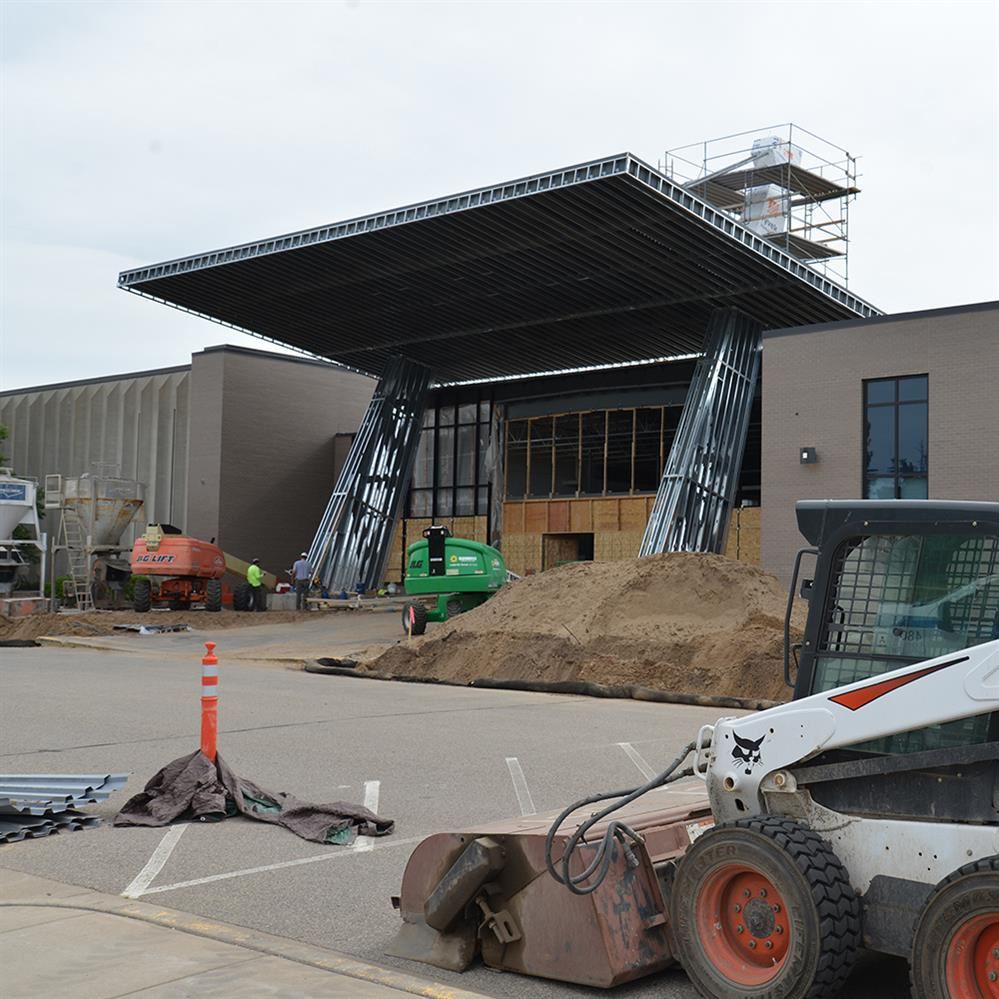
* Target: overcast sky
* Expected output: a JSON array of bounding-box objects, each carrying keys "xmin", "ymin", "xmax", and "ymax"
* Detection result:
[{"xmin": 1, "ymin": 0, "xmax": 996, "ymax": 391}]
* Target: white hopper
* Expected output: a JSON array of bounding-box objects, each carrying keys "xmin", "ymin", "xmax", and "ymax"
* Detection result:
[
  {"xmin": 62, "ymin": 474, "xmax": 145, "ymax": 547},
  {"xmin": 0, "ymin": 471, "xmax": 36, "ymax": 540}
]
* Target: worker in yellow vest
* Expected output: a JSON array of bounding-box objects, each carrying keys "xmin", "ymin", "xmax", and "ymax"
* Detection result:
[{"xmin": 247, "ymin": 558, "xmax": 266, "ymax": 612}]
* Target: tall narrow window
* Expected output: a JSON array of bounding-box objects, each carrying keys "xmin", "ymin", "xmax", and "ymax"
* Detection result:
[
  {"xmin": 506, "ymin": 420, "xmax": 528, "ymax": 499},
  {"xmin": 528, "ymin": 417, "xmax": 554, "ymax": 497},
  {"xmin": 864, "ymin": 375, "xmax": 928, "ymax": 499}
]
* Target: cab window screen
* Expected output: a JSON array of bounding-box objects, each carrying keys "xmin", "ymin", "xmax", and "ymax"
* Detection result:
[{"xmin": 812, "ymin": 532, "xmax": 999, "ymax": 752}]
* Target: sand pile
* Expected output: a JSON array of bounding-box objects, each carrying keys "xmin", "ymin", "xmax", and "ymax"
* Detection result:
[
  {"xmin": 367, "ymin": 553, "xmax": 804, "ymax": 703},
  {"xmin": 0, "ymin": 609, "xmax": 316, "ymax": 642}
]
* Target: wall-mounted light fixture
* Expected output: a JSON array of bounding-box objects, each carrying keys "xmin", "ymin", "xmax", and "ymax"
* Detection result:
[{"xmin": 800, "ymin": 447, "xmax": 818, "ymax": 465}]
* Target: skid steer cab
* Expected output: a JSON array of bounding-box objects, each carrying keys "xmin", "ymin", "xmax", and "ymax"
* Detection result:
[
  {"xmin": 400, "ymin": 526, "xmax": 507, "ymax": 635},
  {"xmin": 388, "ymin": 500, "xmax": 999, "ymax": 998},
  {"xmin": 129, "ymin": 524, "xmax": 225, "ymax": 612}
]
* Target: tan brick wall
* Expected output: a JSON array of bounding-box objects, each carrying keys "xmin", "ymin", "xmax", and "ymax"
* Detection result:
[{"xmin": 761, "ymin": 304, "xmax": 999, "ymax": 582}]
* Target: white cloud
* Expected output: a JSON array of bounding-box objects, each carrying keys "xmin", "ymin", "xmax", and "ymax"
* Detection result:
[{"xmin": 2, "ymin": 0, "xmax": 996, "ymax": 389}]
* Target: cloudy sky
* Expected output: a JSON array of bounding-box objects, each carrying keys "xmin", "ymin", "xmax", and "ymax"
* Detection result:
[{"xmin": 1, "ymin": 0, "xmax": 996, "ymax": 391}]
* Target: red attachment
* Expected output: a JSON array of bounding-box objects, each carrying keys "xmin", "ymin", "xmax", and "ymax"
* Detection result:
[
  {"xmin": 695, "ymin": 863, "xmax": 790, "ymax": 987},
  {"xmin": 946, "ymin": 912, "xmax": 999, "ymax": 997},
  {"xmin": 200, "ymin": 641, "xmax": 218, "ymax": 761}
]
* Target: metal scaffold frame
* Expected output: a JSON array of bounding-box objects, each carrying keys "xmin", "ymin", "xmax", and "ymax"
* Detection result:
[
  {"xmin": 308, "ymin": 356, "xmax": 431, "ymax": 594},
  {"xmin": 662, "ymin": 124, "xmax": 860, "ymax": 288},
  {"xmin": 640, "ymin": 309, "xmax": 761, "ymax": 556}
]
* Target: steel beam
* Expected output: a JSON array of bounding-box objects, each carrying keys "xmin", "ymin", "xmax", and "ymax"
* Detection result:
[
  {"xmin": 308, "ymin": 356, "xmax": 431, "ymax": 593},
  {"xmin": 640, "ymin": 309, "xmax": 761, "ymax": 555}
]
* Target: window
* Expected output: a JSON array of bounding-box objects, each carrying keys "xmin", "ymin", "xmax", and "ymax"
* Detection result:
[
  {"xmin": 503, "ymin": 405, "xmax": 681, "ymax": 500},
  {"xmin": 528, "ymin": 417, "xmax": 554, "ymax": 497},
  {"xmin": 406, "ymin": 399, "xmax": 494, "ymax": 517},
  {"xmin": 506, "ymin": 420, "xmax": 528, "ymax": 499},
  {"xmin": 864, "ymin": 375, "xmax": 928, "ymax": 499}
]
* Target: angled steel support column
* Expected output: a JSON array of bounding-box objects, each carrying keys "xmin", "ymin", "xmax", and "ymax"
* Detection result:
[
  {"xmin": 308, "ymin": 356, "xmax": 431, "ymax": 593},
  {"xmin": 640, "ymin": 309, "xmax": 761, "ymax": 555}
]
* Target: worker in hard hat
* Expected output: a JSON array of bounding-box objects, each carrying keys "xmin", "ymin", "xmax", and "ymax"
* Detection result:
[
  {"xmin": 247, "ymin": 558, "xmax": 266, "ymax": 612},
  {"xmin": 291, "ymin": 551, "xmax": 313, "ymax": 612}
]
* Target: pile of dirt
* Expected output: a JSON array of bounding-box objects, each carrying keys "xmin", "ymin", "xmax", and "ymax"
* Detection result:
[
  {"xmin": 0, "ymin": 609, "xmax": 317, "ymax": 642},
  {"xmin": 367, "ymin": 553, "xmax": 804, "ymax": 703}
]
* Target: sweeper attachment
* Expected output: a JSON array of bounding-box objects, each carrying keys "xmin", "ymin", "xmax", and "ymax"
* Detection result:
[{"xmin": 388, "ymin": 500, "xmax": 999, "ymax": 997}]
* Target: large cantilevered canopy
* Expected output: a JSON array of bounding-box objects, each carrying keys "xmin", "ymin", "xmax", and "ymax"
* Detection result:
[{"xmin": 119, "ymin": 153, "xmax": 880, "ymax": 383}]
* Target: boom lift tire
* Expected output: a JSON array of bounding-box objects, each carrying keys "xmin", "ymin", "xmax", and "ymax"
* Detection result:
[
  {"xmin": 402, "ymin": 601, "xmax": 427, "ymax": 635},
  {"xmin": 670, "ymin": 816, "xmax": 861, "ymax": 999},
  {"xmin": 909, "ymin": 855, "xmax": 999, "ymax": 998},
  {"xmin": 205, "ymin": 579, "xmax": 222, "ymax": 612},
  {"xmin": 133, "ymin": 577, "xmax": 151, "ymax": 613},
  {"xmin": 233, "ymin": 582, "xmax": 252, "ymax": 612}
]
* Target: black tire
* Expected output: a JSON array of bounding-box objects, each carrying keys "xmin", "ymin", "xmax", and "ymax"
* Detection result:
[
  {"xmin": 910, "ymin": 855, "xmax": 999, "ymax": 998},
  {"xmin": 205, "ymin": 579, "xmax": 222, "ymax": 612},
  {"xmin": 402, "ymin": 601, "xmax": 427, "ymax": 636},
  {"xmin": 233, "ymin": 581, "xmax": 252, "ymax": 612},
  {"xmin": 133, "ymin": 577, "xmax": 151, "ymax": 613},
  {"xmin": 445, "ymin": 597, "xmax": 463, "ymax": 619},
  {"xmin": 670, "ymin": 816, "xmax": 860, "ymax": 999}
]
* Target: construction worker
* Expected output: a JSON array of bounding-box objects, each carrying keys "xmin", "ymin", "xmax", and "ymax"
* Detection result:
[
  {"xmin": 247, "ymin": 558, "xmax": 266, "ymax": 612},
  {"xmin": 291, "ymin": 551, "xmax": 313, "ymax": 611}
]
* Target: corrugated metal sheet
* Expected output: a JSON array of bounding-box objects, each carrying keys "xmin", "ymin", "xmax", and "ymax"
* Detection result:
[
  {"xmin": 0, "ymin": 810, "xmax": 102, "ymax": 844},
  {"xmin": 0, "ymin": 774, "xmax": 128, "ymax": 819}
]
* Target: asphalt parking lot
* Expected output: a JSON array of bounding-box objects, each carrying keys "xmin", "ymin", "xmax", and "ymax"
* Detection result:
[{"xmin": 0, "ymin": 618, "xmax": 911, "ymax": 998}]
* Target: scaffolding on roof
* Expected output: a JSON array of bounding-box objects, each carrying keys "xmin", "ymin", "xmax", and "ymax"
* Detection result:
[{"xmin": 662, "ymin": 124, "xmax": 859, "ymax": 288}]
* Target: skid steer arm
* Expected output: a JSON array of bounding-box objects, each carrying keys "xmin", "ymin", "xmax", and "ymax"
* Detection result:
[{"xmin": 703, "ymin": 638, "xmax": 999, "ymax": 823}]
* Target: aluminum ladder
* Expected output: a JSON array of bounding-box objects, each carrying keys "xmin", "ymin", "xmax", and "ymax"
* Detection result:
[{"xmin": 60, "ymin": 508, "xmax": 94, "ymax": 612}]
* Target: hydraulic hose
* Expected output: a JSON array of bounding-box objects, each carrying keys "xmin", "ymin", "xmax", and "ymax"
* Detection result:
[{"xmin": 544, "ymin": 740, "xmax": 698, "ymax": 896}]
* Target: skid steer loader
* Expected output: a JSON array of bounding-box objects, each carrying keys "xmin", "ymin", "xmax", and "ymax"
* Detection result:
[{"xmin": 388, "ymin": 500, "xmax": 999, "ymax": 997}]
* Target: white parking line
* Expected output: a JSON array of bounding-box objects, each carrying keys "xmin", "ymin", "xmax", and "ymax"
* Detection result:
[
  {"xmin": 136, "ymin": 834, "xmax": 425, "ymax": 896},
  {"xmin": 505, "ymin": 756, "xmax": 536, "ymax": 816},
  {"xmin": 354, "ymin": 780, "xmax": 380, "ymax": 853},
  {"xmin": 617, "ymin": 741, "xmax": 655, "ymax": 780},
  {"xmin": 121, "ymin": 823, "xmax": 189, "ymax": 899}
]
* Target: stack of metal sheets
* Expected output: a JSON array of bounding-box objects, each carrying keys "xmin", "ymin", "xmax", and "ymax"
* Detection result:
[{"xmin": 0, "ymin": 773, "xmax": 129, "ymax": 844}]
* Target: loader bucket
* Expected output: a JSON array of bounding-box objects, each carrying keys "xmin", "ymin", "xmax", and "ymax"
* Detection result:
[{"xmin": 387, "ymin": 789, "xmax": 712, "ymax": 989}]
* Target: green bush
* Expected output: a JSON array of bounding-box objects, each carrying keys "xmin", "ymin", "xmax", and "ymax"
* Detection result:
[{"xmin": 43, "ymin": 575, "xmax": 74, "ymax": 602}]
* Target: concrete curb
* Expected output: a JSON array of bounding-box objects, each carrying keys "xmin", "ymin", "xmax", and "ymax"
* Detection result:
[
  {"xmin": 303, "ymin": 660, "xmax": 781, "ymax": 712},
  {"xmin": 0, "ymin": 894, "xmax": 492, "ymax": 999}
]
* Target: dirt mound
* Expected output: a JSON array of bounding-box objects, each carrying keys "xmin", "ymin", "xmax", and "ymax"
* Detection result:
[
  {"xmin": 367, "ymin": 553, "xmax": 803, "ymax": 703},
  {"xmin": 0, "ymin": 609, "xmax": 316, "ymax": 642}
]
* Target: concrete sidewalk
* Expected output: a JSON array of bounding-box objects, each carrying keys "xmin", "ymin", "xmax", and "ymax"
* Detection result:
[{"xmin": 0, "ymin": 868, "xmax": 491, "ymax": 999}]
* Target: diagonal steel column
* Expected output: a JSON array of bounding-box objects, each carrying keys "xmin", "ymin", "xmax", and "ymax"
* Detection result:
[
  {"xmin": 307, "ymin": 356, "xmax": 431, "ymax": 593},
  {"xmin": 640, "ymin": 309, "xmax": 761, "ymax": 555}
]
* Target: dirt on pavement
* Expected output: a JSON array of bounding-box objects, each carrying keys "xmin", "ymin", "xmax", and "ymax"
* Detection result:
[
  {"xmin": 0, "ymin": 609, "xmax": 317, "ymax": 642},
  {"xmin": 366, "ymin": 553, "xmax": 804, "ymax": 703}
]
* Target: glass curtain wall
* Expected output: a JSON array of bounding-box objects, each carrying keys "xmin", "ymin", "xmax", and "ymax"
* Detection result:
[{"xmin": 408, "ymin": 401, "xmax": 493, "ymax": 518}]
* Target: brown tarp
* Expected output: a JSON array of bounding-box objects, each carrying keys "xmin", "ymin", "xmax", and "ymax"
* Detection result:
[{"xmin": 114, "ymin": 751, "xmax": 393, "ymax": 845}]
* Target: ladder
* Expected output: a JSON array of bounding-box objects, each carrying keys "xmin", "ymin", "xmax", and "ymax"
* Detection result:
[{"xmin": 60, "ymin": 507, "xmax": 94, "ymax": 612}]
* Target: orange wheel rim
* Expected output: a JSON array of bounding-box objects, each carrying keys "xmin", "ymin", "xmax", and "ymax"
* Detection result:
[
  {"xmin": 946, "ymin": 913, "xmax": 999, "ymax": 997},
  {"xmin": 695, "ymin": 863, "xmax": 791, "ymax": 986}
]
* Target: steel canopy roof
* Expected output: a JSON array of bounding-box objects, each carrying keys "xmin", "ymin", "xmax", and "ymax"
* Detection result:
[{"xmin": 119, "ymin": 153, "xmax": 880, "ymax": 383}]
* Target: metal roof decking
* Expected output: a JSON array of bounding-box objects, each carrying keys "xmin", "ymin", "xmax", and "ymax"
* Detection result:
[{"xmin": 119, "ymin": 153, "xmax": 880, "ymax": 383}]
